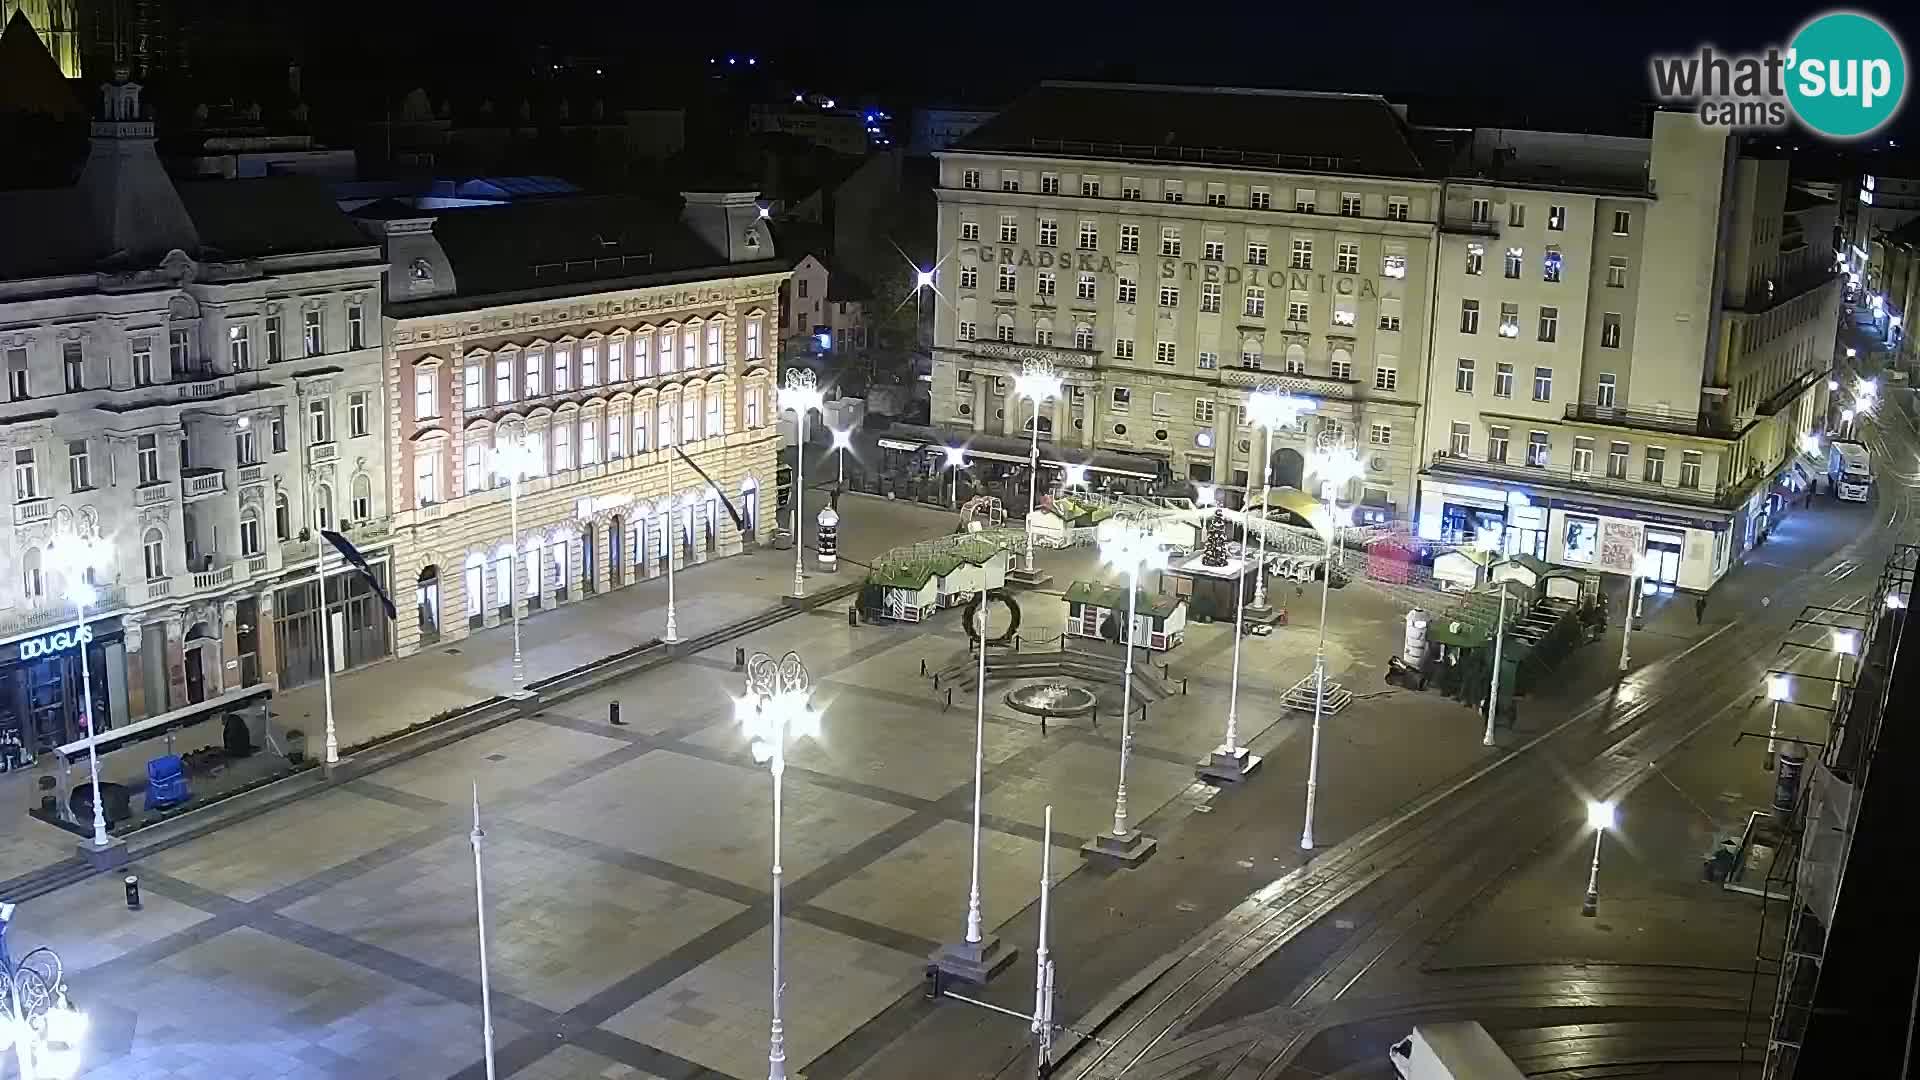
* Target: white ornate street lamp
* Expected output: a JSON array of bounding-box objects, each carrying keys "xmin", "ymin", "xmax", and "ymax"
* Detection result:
[
  {"xmin": 1300, "ymin": 441, "xmax": 1366, "ymax": 851},
  {"xmin": 493, "ymin": 440, "xmax": 543, "ymax": 683},
  {"xmin": 737, "ymin": 651, "xmax": 821, "ymax": 1080},
  {"xmin": 1764, "ymin": 674, "xmax": 1790, "ymax": 771},
  {"xmin": 0, "ymin": 904, "xmax": 89, "ymax": 1080},
  {"xmin": 469, "ymin": 784, "xmax": 497, "ymax": 1080},
  {"xmin": 1062, "ymin": 463, "xmax": 1088, "ymax": 491},
  {"xmin": 1199, "ymin": 502, "xmax": 1258, "ymax": 783},
  {"xmin": 934, "ymin": 599, "xmax": 1012, "ymax": 982},
  {"xmin": 1831, "ymin": 629, "xmax": 1858, "ymax": 702},
  {"xmin": 1013, "ymin": 359, "xmax": 1063, "ymax": 571},
  {"xmin": 779, "ymin": 370, "xmax": 824, "ymax": 598},
  {"xmin": 44, "ymin": 533, "xmax": 112, "ymax": 849},
  {"xmin": 1244, "ymin": 385, "xmax": 1315, "ymax": 610},
  {"xmin": 830, "ymin": 427, "xmax": 853, "ymax": 485},
  {"xmin": 943, "ymin": 444, "xmax": 968, "ymax": 505},
  {"xmin": 1087, "ymin": 521, "xmax": 1166, "ymax": 862},
  {"xmin": 1582, "ymin": 799, "xmax": 1616, "ymax": 917}
]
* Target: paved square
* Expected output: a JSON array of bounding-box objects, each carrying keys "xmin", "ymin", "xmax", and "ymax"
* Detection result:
[
  {"xmin": 602, "ymin": 919, "xmax": 923, "ymax": 1078},
  {"xmin": 144, "ymin": 787, "xmax": 435, "ymax": 902},
  {"xmin": 517, "ymin": 1044, "xmax": 666, "ymax": 1079},
  {"xmin": 986, "ymin": 738, "xmax": 1201, "ymax": 839},
  {"xmin": 505, "ymin": 748, "xmax": 916, "ymax": 890},
  {"xmin": 282, "ymin": 832, "xmax": 747, "ymax": 1012},
  {"xmin": 810, "ymin": 819, "xmax": 1070, "ymax": 944},
  {"xmin": 15, "ymin": 872, "xmax": 213, "ymax": 974},
  {"xmin": 372, "ymin": 718, "xmax": 629, "ymax": 806},
  {"xmin": 76, "ymin": 926, "xmax": 525, "ymax": 1080}
]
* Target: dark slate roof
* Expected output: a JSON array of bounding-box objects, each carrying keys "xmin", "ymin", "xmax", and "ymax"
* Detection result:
[
  {"xmin": 0, "ymin": 10, "xmax": 79, "ymax": 117},
  {"xmin": 1883, "ymin": 214, "xmax": 1920, "ymax": 249},
  {"xmin": 1784, "ymin": 187, "xmax": 1834, "ymax": 213},
  {"xmin": 952, "ymin": 82, "xmax": 1430, "ymax": 179},
  {"xmin": 391, "ymin": 194, "xmax": 784, "ymax": 311},
  {"xmin": 0, "ymin": 187, "xmax": 96, "ymax": 277},
  {"xmin": 177, "ymin": 176, "xmax": 374, "ymax": 259}
]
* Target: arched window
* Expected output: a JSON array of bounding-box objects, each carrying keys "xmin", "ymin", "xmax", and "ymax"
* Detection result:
[
  {"xmin": 143, "ymin": 527, "xmax": 166, "ymax": 580},
  {"xmin": 240, "ymin": 507, "xmax": 262, "ymax": 556},
  {"xmin": 275, "ymin": 492, "xmax": 291, "ymax": 540},
  {"xmin": 314, "ymin": 483, "xmax": 334, "ymax": 531},
  {"xmin": 351, "ymin": 473, "xmax": 373, "ymax": 521},
  {"xmin": 995, "ymin": 312, "xmax": 1015, "ymax": 342},
  {"xmin": 20, "ymin": 548, "xmax": 43, "ymax": 605}
]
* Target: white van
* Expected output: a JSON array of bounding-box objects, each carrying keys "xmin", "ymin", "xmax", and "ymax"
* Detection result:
[{"xmin": 1388, "ymin": 1022, "xmax": 1526, "ymax": 1080}]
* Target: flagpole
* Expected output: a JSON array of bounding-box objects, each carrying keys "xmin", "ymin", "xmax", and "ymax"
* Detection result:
[
  {"xmin": 315, "ymin": 479, "xmax": 339, "ymax": 767},
  {"xmin": 470, "ymin": 782, "xmax": 497, "ymax": 1080}
]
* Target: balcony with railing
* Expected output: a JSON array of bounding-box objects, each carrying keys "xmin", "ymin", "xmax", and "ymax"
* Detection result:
[
  {"xmin": 1428, "ymin": 450, "xmax": 1735, "ymax": 509},
  {"xmin": 238, "ymin": 463, "xmax": 266, "ymax": 487},
  {"xmin": 1219, "ymin": 367, "xmax": 1356, "ymax": 399},
  {"xmin": 1440, "ymin": 214, "xmax": 1501, "ymax": 237},
  {"xmin": 134, "ymin": 482, "xmax": 174, "ymax": 506},
  {"xmin": 0, "ymin": 584, "xmax": 127, "ymax": 638},
  {"xmin": 1563, "ymin": 402, "xmax": 1738, "ymax": 439},
  {"xmin": 308, "ymin": 441, "xmax": 339, "ymax": 465},
  {"xmin": 12, "ymin": 497, "xmax": 51, "ymax": 526},
  {"xmin": 181, "ymin": 467, "xmax": 227, "ymax": 501}
]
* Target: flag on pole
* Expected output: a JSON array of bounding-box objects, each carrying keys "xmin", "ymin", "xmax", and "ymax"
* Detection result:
[{"xmin": 321, "ymin": 530, "xmax": 397, "ymax": 620}]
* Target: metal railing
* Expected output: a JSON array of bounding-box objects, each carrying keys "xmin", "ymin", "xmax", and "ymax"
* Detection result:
[
  {"xmin": 1427, "ymin": 450, "xmax": 1731, "ymax": 507},
  {"xmin": 1563, "ymin": 401, "xmax": 1736, "ymax": 438}
]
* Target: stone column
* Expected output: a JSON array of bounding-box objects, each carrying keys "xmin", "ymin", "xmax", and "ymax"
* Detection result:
[
  {"xmin": 256, "ymin": 590, "xmax": 281, "ymax": 689},
  {"xmin": 1053, "ymin": 395, "xmax": 1068, "ymax": 450},
  {"xmin": 1083, "ymin": 385, "xmax": 1100, "ymax": 449},
  {"xmin": 594, "ymin": 525, "xmax": 613, "ymax": 592},
  {"xmin": 218, "ymin": 599, "xmax": 240, "ymax": 696},
  {"xmin": 122, "ymin": 617, "xmax": 148, "ymax": 721},
  {"xmin": 971, "ymin": 381, "xmax": 986, "ymax": 433}
]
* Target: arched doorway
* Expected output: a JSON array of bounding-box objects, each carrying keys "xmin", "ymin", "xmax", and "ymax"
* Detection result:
[
  {"xmin": 609, "ymin": 515, "xmax": 625, "ymax": 587},
  {"xmin": 416, "ymin": 565, "xmax": 441, "ymax": 645},
  {"xmin": 494, "ymin": 545, "xmax": 514, "ymax": 621},
  {"xmin": 742, "ymin": 479, "xmax": 759, "ymax": 538},
  {"xmin": 582, "ymin": 523, "xmax": 599, "ymax": 594},
  {"xmin": 465, "ymin": 554, "xmax": 486, "ymax": 629},
  {"xmin": 1270, "ymin": 446, "xmax": 1305, "ymax": 491},
  {"xmin": 184, "ymin": 621, "xmax": 215, "ymax": 703}
]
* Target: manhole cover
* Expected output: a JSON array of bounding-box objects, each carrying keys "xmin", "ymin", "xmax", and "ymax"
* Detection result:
[{"xmin": 486, "ymin": 754, "xmax": 507, "ymax": 762}]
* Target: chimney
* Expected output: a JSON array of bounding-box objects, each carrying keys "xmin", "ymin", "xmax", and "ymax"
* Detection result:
[{"xmin": 681, "ymin": 190, "xmax": 774, "ymax": 263}]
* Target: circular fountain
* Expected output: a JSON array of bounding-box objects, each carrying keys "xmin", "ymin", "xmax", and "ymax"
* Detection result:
[{"xmin": 1005, "ymin": 681, "xmax": 1098, "ymax": 721}]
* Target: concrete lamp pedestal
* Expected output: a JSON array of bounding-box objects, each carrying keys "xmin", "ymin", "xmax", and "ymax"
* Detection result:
[
  {"xmin": 1004, "ymin": 565, "xmax": 1052, "ymax": 590},
  {"xmin": 1081, "ymin": 829, "xmax": 1158, "ymax": 866},
  {"xmin": 929, "ymin": 935, "xmax": 1017, "ymax": 985},
  {"xmin": 1197, "ymin": 745, "xmax": 1262, "ymax": 784},
  {"xmin": 78, "ymin": 836, "xmax": 130, "ymax": 870}
]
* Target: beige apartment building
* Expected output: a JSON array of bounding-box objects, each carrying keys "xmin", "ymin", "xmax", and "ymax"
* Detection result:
[
  {"xmin": 358, "ymin": 191, "xmax": 787, "ymax": 658},
  {"xmin": 1419, "ymin": 112, "xmax": 1838, "ymax": 593},
  {"xmin": 929, "ymin": 82, "xmax": 1442, "ymax": 523}
]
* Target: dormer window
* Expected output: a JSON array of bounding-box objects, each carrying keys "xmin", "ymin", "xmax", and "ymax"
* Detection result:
[
  {"xmin": 410, "ymin": 258, "xmax": 434, "ymax": 282},
  {"xmin": 745, "ymin": 228, "xmax": 760, "ymax": 250}
]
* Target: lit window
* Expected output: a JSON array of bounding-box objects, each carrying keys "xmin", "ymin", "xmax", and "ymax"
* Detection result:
[{"xmin": 414, "ymin": 369, "xmax": 437, "ymax": 419}]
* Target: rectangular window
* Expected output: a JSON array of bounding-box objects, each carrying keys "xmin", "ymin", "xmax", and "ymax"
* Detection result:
[
  {"xmin": 1122, "ymin": 178, "xmax": 1143, "ymax": 200},
  {"xmin": 264, "ymin": 316, "xmax": 282, "ymax": 362},
  {"xmin": 12, "ymin": 448, "xmax": 37, "ymax": 500},
  {"xmin": 1289, "ymin": 238, "xmax": 1311, "ymax": 269},
  {"xmin": 1038, "ymin": 271, "xmax": 1056, "ymax": 297},
  {"xmin": 1332, "ymin": 304, "xmax": 1356, "ymax": 328},
  {"xmin": 137, "ymin": 435, "xmax": 160, "ymax": 484},
  {"xmin": 1499, "ymin": 302, "xmax": 1520, "ymax": 337},
  {"xmin": 1572, "ymin": 437, "xmax": 1594, "ymax": 474},
  {"xmin": 1241, "ymin": 343, "xmax": 1262, "ymax": 369},
  {"xmin": 1455, "ymin": 358, "xmax": 1475, "ymax": 393},
  {"xmin": 495, "ymin": 356, "xmax": 514, "ymax": 403},
  {"xmin": 996, "ymin": 320, "xmax": 1015, "ymax": 342},
  {"xmin": 1041, "ymin": 173, "xmax": 1060, "ymax": 195},
  {"xmin": 67, "ymin": 440, "xmax": 90, "ymax": 491},
  {"xmin": 1487, "ymin": 425, "xmax": 1510, "ymax": 463},
  {"xmin": 1542, "ymin": 249, "xmax": 1562, "ymax": 282},
  {"xmin": 1111, "ymin": 386, "xmax": 1131, "ymax": 411},
  {"xmin": 1198, "ymin": 351, "xmax": 1218, "ymax": 370},
  {"xmin": 1379, "ymin": 313, "xmax": 1402, "ymax": 331},
  {"xmin": 746, "ymin": 317, "xmax": 763, "ymax": 360},
  {"xmin": 1287, "ymin": 299, "xmax": 1309, "ymax": 322},
  {"xmin": 271, "ymin": 409, "xmax": 286, "ymax": 453},
  {"xmin": 1644, "ymin": 446, "xmax": 1665, "ymax": 483},
  {"xmin": 1119, "ymin": 224, "xmax": 1140, "ymax": 253},
  {"xmin": 1375, "ymin": 366, "xmax": 1398, "ymax": 392},
  {"xmin": 634, "ymin": 406, "xmax": 651, "ymax": 450},
  {"xmin": 658, "ymin": 330, "xmax": 676, "ymax": 373},
  {"xmin": 1244, "ymin": 286, "xmax": 1265, "ymax": 317},
  {"xmin": 464, "ymin": 442, "xmax": 485, "ymax": 494},
  {"xmin": 1330, "ymin": 355, "xmax": 1352, "ymax": 380},
  {"xmin": 1679, "ymin": 450, "xmax": 1703, "ymax": 489},
  {"xmin": 61, "ymin": 341, "xmax": 84, "ymax": 391},
  {"xmin": 1158, "ymin": 285, "xmax": 1178, "ymax": 308},
  {"xmin": 1162, "ymin": 180, "xmax": 1183, "ymax": 203},
  {"xmin": 415, "ymin": 448, "xmax": 438, "ymax": 505},
  {"xmin": 634, "ymin": 334, "xmax": 652, "ymax": 376},
  {"xmin": 1460, "ymin": 299, "xmax": 1480, "ymax": 334},
  {"xmin": 1113, "ymin": 338, "xmax": 1135, "ymax": 361},
  {"xmin": 414, "ymin": 369, "xmax": 436, "ymax": 419},
  {"xmin": 1504, "ymin": 247, "xmax": 1523, "ymax": 279},
  {"xmin": 1340, "ymin": 192, "xmax": 1362, "ymax": 216},
  {"xmin": 7, "ymin": 349, "xmax": 28, "ymax": 401},
  {"xmin": 133, "ymin": 336, "xmax": 155, "ymax": 386},
  {"xmin": 962, "ymin": 169, "xmax": 980, "ymax": 190},
  {"xmin": 303, "ymin": 309, "xmax": 323, "ymax": 355},
  {"xmin": 1369, "ymin": 422, "xmax": 1392, "ymax": 446},
  {"xmin": 1548, "ymin": 205, "xmax": 1566, "ymax": 230},
  {"xmin": 1251, "ymin": 187, "xmax": 1271, "ymax": 210},
  {"xmin": 998, "ymin": 264, "xmax": 1018, "ymax": 292},
  {"xmin": 1612, "ymin": 210, "xmax": 1632, "ymax": 235},
  {"xmin": 1294, "ymin": 188, "xmax": 1315, "ymax": 213},
  {"xmin": 682, "ymin": 330, "xmax": 696, "ymax": 371},
  {"xmin": 1382, "ymin": 252, "xmax": 1407, "ymax": 278},
  {"xmin": 552, "ymin": 420, "xmax": 573, "ymax": 471},
  {"xmin": 1608, "ymin": 441, "xmax": 1629, "ymax": 479},
  {"xmin": 1465, "ymin": 243, "xmax": 1484, "ymax": 275},
  {"xmin": 960, "ymin": 266, "xmax": 978, "ymax": 289},
  {"xmin": 1201, "ymin": 282, "xmax": 1221, "ymax": 312},
  {"xmin": 608, "ymin": 413, "xmax": 624, "ymax": 458},
  {"xmin": 463, "ymin": 362, "xmax": 484, "ymax": 409},
  {"xmin": 1532, "ymin": 366, "xmax": 1553, "ymax": 401},
  {"xmin": 607, "ymin": 339, "xmax": 625, "ymax": 382},
  {"xmin": 1386, "ymin": 196, "xmax": 1409, "ymax": 221},
  {"xmin": 1596, "ymin": 373, "xmax": 1617, "ymax": 408},
  {"xmin": 1076, "ymin": 273, "xmax": 1096, "ymax": 301},
  {"xmin": 1118, "ymin": 276, "xmax": 1137, "ymax": 304},
  {"xmin": 958, "ymin": 321, "xmax": 977, "ymax": 342},
  {"xmin": 960, "ymin": 221, "xmax": 979, "ymax": 242},
  {"xmin": 1160, "ymin": 226, "xmax": 1181, "ymax": 257},
  {"xmin": 1449, "ymin": 422, "xmax": 1471, "ymax": 457},
  {"xmin": 347, "ymin": 303, "xmax": 365, "ymax": 349},
  {"xmin": 235, "ymin": 428, "xmax": 257, "ymax": 466},
  {"xmin": 344, "ymin": 390, "xmax": 365, "ymax": 438},
  {"xmin": 1248, "ymin": 242, "xmax": 1270, "ymax": 266},
  {"xmin": 1606, "ymin": 257, "xmax": 1629, "ymax": 288},
  {"xmin": 1151, "ymin": 391, "xmax": 1171, "ymax": 417},
  {"xmin": 1495, "ymin": 362, "xmax": 1514, "ymax": 398},
  {"xmin": 585, "ymin": 412, "xmax": 604, "ymax": 461},
  {"xmin": 1203, "ymin": 240, "xmax": 1225, "ymax": 262},
  {"xmin": 1081, "ymin": 176, "xmax": 1101, "ymax": 198},
  {"xmin": 1155, "ymin": 341, "xmax": 1177, "ymax": 366},
  {"xmin": 1527, "ymin": 430, "xmax": 1549, "ymax": 467},
  {"xmin": 999, "ymin": 214, "xmax": 1018, "ymax": 243},
  {"xmin": 1207, "ymin": 184, "xmax": 1227, "ymax": 207},
  {"xmin": 525, "ymin": 350, "xmax": 543, "ymax": 397},
  {"xmin": 1078, "ymin": 220, "xmax": 1098, "ymax": 250},
  {"xmin": 1538, "ymin": 306, "xmax": 1558, "ymax": 342},
  {"xmin": 1471, "ymin": 198, "xmax": 1491, "ymax": 223},
  {"xmin": 1508, "ymin": 202, "xmax": 1526, "ymax": 227},
  {"xmin": 1601, "ymin": 313, "xmax": 1622, "ymax": 349},
  {"xmin": 1001, "ymin": 170, "xmax": 1019, "ymax": 192},
  {"xmin": 309, "ymin": 398, "xmax": 331, "ymax": 443},
  {"xmin": 1336, "ymin": 243, "xmax": 1359, "ymax": 274},
  {"xmin": 582, "ymin": 344, "xmax": 599, "ymax": 386},
  {"xmin": 1073, "ymin": 324, "xmax": 1093, "ymax": 350},
  {"xmin": 1194, "ymin": 399, "xmax": 1215, "ymax": 423},
  {"xmin": 1283, "ymin": 350, "xmax": 1305, "ymax": 375}
]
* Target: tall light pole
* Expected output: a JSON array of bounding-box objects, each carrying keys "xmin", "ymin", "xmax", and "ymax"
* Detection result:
[
  {"xmin": 1031, "ymin": 804, "xmax": 1057, "ymax": 1076},
  {"xmin": 1085, "ymin": 521, "xmax": 1166, "ymax": 863},
  {"xmin": 779, "ymin": 370, "xmax": 824, "ymax": 598},
  {"xmin": 737, "ymin": 651, "xmax": 822, "ymax": 1080},
  {"xmin": 1300, "ymin": 441, "xmax": 1366, "ymax": 851},
  {"xmin": 829, "ymin": 427, "xmax": 852, "ymax": 485},
  {"xmin": 1617, "ymin": 550, "xmax": 1655, "ymax": 673},
  {"xmin": 45, "ymin": 533, "xmax": 111, "ymax": 848},
  {"xmin": 1765, "ymin": 674, "xmax": 1790, "ymax": 771},
  {"xmin": 1831, "ymin": 629, "xmax": 1857, "ymax": 702},
  {"xmin": 1485, "ymin": 581, "xmax": 1511, "ymax": 748},
  {"xmin": 1200, "ymin": 499, "xmax": 1259, "ymax": 783},
  {"xmin": 664, "ymin": 453, "xmax": 679, "ymax": 644},
  {"xmin": 493, "ymin": 440, "xmax": 541, "ymax": 686},
  {"xmin": 1014, "ymin": 359, "xmax": 1063, "ymax": 571},
  {"xmin": 1841, "ymin": 407, "xmax": 1855, "ymax": 437},
  {"xmin": 469, "ymin": 783, "xmax": 497, "ymax": 1080},
  {"xmin": 1582, "ymin": 799, "xmax": 1616, "ymax": 917},
  {"xmin": 943, "ymin": 445, "xmax": 967, "ymax": 506},
  {"xmin": 934, "ymin": 599, "xmax": 1013, "ymax": 982},
  {"xmin": 1244, "ymin": 385, "xmax": 1315, "ymax": 611}
]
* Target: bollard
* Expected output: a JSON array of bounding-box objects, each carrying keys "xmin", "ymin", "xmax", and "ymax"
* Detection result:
[
  {"xmin": 1181, "ymin": 677, "xmax": 1189, "ymax": 695},
  {"xmin": 734, "ymin": 646, "xmax": 746, "ymax": 670},
  {"xmin": 125, "ymin": 875, "xmax": 141, "ymax": 910},
  {"xmin": 920, "ymin": 658, "xmax": 928, "ymax": 677},
  {"xmin": 609, "ymin": 700, "xmax": 626, "ymax": 726},
  {"xmin": 849, "ymin": 606, "xmax": 858, "ymax": 627},
  {"xmin": 945, "ymin": 688, "xmax": 953, "ymax": 711}
]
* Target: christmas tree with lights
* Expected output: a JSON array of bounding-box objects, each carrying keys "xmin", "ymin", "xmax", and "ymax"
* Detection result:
[{"xmin": 1201, "ymin": 508, "xmax": 1230, "ymax": 567}]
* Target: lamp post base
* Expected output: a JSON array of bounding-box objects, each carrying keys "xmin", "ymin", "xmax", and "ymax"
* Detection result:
[
  {"xmin": 1197, "ymin": 746, "xmax": 1262, "ymax": 784},
  {"xmin": 929, "ymin": 934, "xmax": 1017, "ymax": 985},
  {"xmin": 1081, "ymin": 828, "xmax": 1158, "ymax": 866},
  {"xmin": 78, "ymin": 835, "xmax": 130, "ymax": 869},
  {"xmin": 1582, "ymin": 891, "xmax": 1599, "ymax": 918},
  {"xmin": 1004, "ymin": 566, "xmax": 1052, "ymax": 590}
]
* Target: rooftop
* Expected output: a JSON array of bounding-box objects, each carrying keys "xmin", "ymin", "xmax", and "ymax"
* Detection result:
[{"xmin": 949, "ymin": 82, "xmax": 1432, "ymax": 179}]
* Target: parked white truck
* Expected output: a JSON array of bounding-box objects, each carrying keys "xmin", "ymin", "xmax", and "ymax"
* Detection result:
[
  {"xmin": 1828, "ymin": 439, "xmax": 1873, "ymax": 502},
  {"xmin": 1389, "ymin": 1022, "xmax": 1525, "ymax": 1079}
]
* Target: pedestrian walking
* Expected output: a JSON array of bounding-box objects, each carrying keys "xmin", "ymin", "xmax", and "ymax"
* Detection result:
[{"xmin": 1695, "ymin": 593, "xmax": 1708, "ymax": 624}]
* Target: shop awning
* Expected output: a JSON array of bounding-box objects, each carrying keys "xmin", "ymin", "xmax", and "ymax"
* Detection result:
[{"xmin": 55, "ymin": 684, "xmax": 272, "ymax": 767}]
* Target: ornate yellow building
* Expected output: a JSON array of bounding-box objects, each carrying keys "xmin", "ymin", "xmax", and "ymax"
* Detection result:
[{"xmin": 2, "ymin": 0, "xmax": 79, "ymax": 77}]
